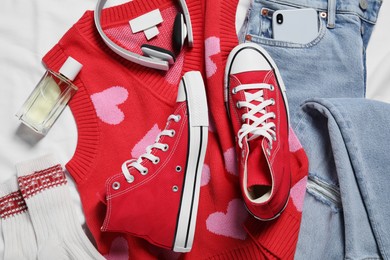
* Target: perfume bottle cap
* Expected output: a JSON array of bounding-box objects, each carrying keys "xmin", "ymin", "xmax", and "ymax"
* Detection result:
[{"xmin": 59, "ymin": 57, "xmax": 83, "ymax": 81}]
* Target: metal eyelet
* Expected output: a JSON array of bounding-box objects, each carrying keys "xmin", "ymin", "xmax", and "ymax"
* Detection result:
[
  {"xmin": 270, "ymin": 85, "xmax": 275, "ymax": 91},
  {"xmin": 176, "ymin": 166, "xmax": 182, "ymax": 172},
  {"xmin": 174, "ymin": 115, "xmax": 181, "ymax": 122},
  {"xmin": 142, "ymin": 169, "xmax": 148, "ymax": 175},
  {"xmin": 170, "ymin": 130, "xmax": 176, "ymax": 137},
  {"xmin": 261, "ymin": 8, "xmax": 269, "ymax": 16},
  {"xmin": 241, "ymin": 115, "xmax": 246, "ymax": 123},
  {"xmin": 272, "ymin": 135, "xmax": 277, "ymax": 141},
  {"xmin": 153, "ymin": 157, "xmax": 160, "ymax": 164},
  {"xmin": 320, "ymin": 12, "xmax": 327, "ymax": 19},
  {"xmin": 112, "ymin": 182, "xmax": 120, "ymax": 190},
  {"xmin": 270, "ymin": 98, "xmax": 275, "ymax": 105},
  {"xmin": 236, "ymin": 102, "xmax": 241, "ymax": 109},
  {"xmin": 163, "ymin": 144, "xmax": 169, "ymax": 151},
  {"xmin": 232, "ymin": 88, "xmax": 237, "ymax": 94},
  {"xmin": 172, "ymin": 185, "xmax": 179, "ymax": 192},
  {"xmin": 272, "ymin": 112, "xmax": 276, "ymax": 119}
]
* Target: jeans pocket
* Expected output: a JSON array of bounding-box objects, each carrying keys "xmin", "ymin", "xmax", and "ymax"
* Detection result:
[{"xmin": 240, "ymin": 1, "xmax": 327, "ymax": 48}]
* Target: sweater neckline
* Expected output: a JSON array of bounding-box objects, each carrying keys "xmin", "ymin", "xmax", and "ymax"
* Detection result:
[{"xmin": 74, "ymin": 0, "xmax": 204, "ymax": 104}]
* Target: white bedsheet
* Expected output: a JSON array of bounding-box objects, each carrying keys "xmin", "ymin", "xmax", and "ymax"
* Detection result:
[{"xmin": 0, "ymin": 0, "xmax": 389, "ymax": 255}]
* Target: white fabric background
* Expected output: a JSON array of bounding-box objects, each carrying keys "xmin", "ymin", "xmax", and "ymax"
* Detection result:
[{"xmin": 0, "ymin": 0, "xmax": 389, "ymax": 254}]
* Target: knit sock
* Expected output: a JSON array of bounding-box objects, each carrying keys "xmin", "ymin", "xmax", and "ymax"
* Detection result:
[
  {"xmin": 16, "ymin": 154, "xmax": 104, "ymax": 260},
  {"xmin": 244, "ymin": 127, "xmax": 309, "ymax": 260},
  {"xmin": 0, "ymin": 176, "xmax": 37, "ymax": 260}
]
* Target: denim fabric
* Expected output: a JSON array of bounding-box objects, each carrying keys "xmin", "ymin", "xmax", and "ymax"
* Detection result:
[
  {"xmin": 239, "ymin": 0, "xmax": 386, "ymax": 258},
  {"xmin": 297, "ymin": 98, "xmax": 390, "ymax": 259}
]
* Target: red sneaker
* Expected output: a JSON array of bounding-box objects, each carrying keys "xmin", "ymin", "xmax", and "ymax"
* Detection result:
[
  {"xmin": 102, "ymin": 71, "xmax": 208, "ymax": 252},
  {"xmin": 224, "ymin": 43, "xmax": 291, "ymax": 220}
]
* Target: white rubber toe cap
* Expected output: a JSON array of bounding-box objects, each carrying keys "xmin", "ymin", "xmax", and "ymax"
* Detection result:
[{"xmin": 229, "ymin": 43, "xmax": 272, "ymax": 74}]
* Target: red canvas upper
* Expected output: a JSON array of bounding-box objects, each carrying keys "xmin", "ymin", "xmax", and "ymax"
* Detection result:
[
  {"xmin": 102, "ymin": 102, "xmax": 189, "ymax": 249},
  {"xmin": 42, "ymin": 0, "xmax": 308, "ymax": 259}
]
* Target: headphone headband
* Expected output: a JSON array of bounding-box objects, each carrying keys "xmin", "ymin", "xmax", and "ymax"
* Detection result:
[
  {"xmin": 178, "ymin": 0, "xmax": 193, "ymax": 47},
  {"xmin": 94, "ymin": 0, "xmax": 193, "ymax": 71}
]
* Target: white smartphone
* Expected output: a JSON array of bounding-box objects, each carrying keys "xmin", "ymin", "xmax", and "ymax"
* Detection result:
[{"xmin": 272, "ymin": 8, "xmax": 319, "ymax": 44}]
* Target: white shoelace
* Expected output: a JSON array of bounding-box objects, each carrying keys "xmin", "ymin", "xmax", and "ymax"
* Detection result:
[
  {"xmin": 233, "ymin": 83, "xmax": 276, "ymax": 150},
  {"xmin": 121, "ymin": 114, "xmax": 181, "ymax": 183}
]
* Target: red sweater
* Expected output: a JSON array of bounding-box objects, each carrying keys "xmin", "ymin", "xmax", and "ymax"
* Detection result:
[{"xmin": 43, "ymin": 0, "xmax": 308, "ymax": 259}]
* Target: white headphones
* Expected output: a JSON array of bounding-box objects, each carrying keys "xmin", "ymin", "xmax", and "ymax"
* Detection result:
[{"xmin": 94, "ymin": 0, "xmax": 193, "ymax": 71}]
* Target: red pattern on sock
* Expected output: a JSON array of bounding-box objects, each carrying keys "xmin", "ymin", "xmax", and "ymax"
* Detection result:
[
  {"xmin": 18, "ymin": 165, "xmax": 67, "ymax": 199},
  {"xmin": 0, "ymin": 190, "xmax": 27, "ymax": 219}
]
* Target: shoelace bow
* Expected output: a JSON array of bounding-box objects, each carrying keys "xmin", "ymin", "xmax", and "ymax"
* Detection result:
[
  {"xmin": 121, "ymin": 114, "xmax": 181, "ymax": 183},
  {"xmin": 234, "ymin": 83, "xmax": 276, "ymax": 150}
]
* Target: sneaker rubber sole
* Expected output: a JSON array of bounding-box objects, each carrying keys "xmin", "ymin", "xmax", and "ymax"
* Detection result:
[{"xmin": 173, "ymin": 71, "xmax": 208, "ymax": 252}]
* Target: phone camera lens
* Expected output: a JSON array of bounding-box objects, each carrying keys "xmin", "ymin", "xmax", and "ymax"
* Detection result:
[{"xmin": 276, "ymin": 13, "xmax": 283, "ymax": 24}]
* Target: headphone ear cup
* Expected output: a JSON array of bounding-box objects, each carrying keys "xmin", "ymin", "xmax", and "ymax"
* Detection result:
[
  {"xmin": 141, "ymin": 44, "xmax": 176, "ymax": 65},
  {"xmin": 172, "ymin": 13, "xmax": 188, "ymax": 52}
]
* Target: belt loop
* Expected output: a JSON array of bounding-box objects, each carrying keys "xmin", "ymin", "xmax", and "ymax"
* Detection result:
[{"xmin": 327, "ymin": 0, "xmax": 336, "ymax": 28}]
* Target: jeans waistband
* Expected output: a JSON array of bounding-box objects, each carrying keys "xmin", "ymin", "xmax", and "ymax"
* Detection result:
[{"xmin": 254, "ymin": 0, "xmax": 382, "ymax": 24}]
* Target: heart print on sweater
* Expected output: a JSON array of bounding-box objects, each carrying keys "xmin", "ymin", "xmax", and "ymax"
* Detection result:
[
  {"xmin": 205, "ymin": 36, "xmax": 221, "ymax": 78},
  {"xmin": 104, "ymin": 236, "xmax": 128, "ymax": 260},
  {"xmin": 91, "ymin": 86, "xmax": 128, "ymax": 125},
  {"xmin": 206, "ymin": 199, "xmax": 248, "ymax": 240},
  {"xmin": 131, "ymin": 124, "xmax": 161, "ymax": 158}
]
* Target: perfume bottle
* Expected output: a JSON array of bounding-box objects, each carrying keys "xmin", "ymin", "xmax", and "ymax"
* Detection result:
[{"xmin": 16, "ymin": 56, "xmax": 82, "ymax": 135}]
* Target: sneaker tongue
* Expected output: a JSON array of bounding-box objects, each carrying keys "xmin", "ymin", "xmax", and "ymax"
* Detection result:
[
  {"xmin": 232, "ymin": 70, "xmax": 273, "ymax": 116},
  {"xmin": 246, "ymin": 140, "xmax": 272, "ymax": 199}
]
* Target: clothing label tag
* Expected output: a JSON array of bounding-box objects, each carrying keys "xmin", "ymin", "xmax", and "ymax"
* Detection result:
[
  {"xmin": 129, "ymin": 9, "xmax": 163, "ymax": 34},
  {"xmin": 144, "ymin": 26, "xmax": 159, "ymax": 40}
]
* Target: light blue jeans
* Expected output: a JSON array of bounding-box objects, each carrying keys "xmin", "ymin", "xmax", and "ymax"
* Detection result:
[{"xmin": 239, "ymin": 0, "xmax": 388, "ymax": 258}]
